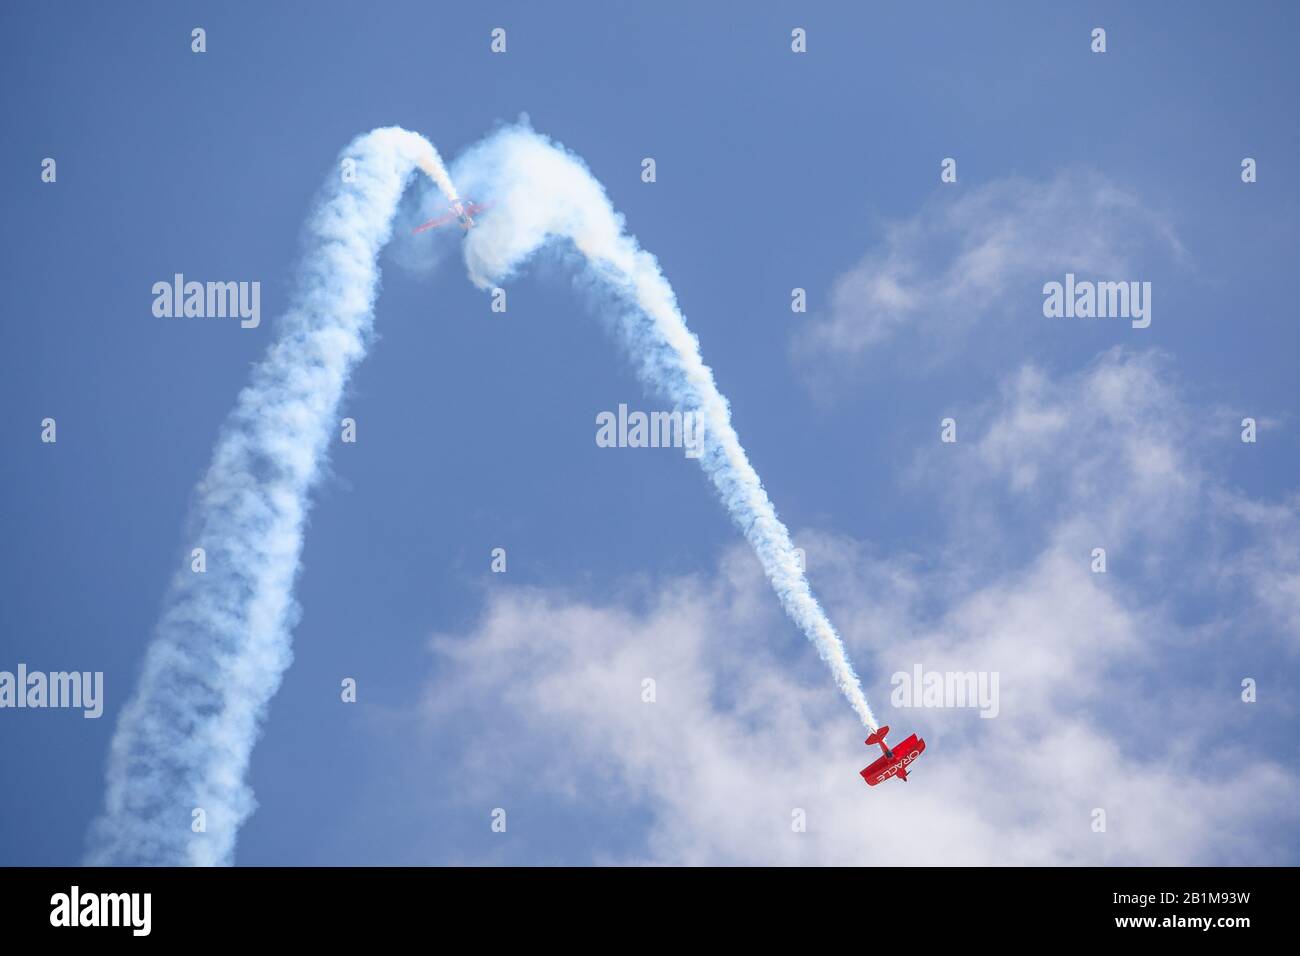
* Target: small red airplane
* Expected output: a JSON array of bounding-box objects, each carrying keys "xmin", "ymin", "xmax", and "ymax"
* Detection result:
[
  {"xmin": 859, "ymin": 725, "xmax": 926, "ymax": 786},
  {"xmin": 412, "ymin": 199, "xmax": 489, "ymax": 234}
]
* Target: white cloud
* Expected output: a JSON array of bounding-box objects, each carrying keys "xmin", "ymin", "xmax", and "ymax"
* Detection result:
[
  {"xmin": 417, "ymin": 545, "xmax": 1293, "ymax": 864},
  {"xmin": 415, "ymin": 353, "xmax": 1298, "ymax": 865},
  {"xmin": 1211, "ymin": 489, "xmax": 1300, "ymax": 642},
  {"xmin": 911, "ymin": 349, "xmax": 1203, "ymax": 558},
  {"xmin": 792, "ymin": 170, "xmax": 1184, "ymax": 376}
]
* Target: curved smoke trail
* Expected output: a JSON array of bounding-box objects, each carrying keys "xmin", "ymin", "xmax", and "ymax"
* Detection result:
[
  {"xmin": 86, "ymin": 127, "xmax": 456, "ymax": 866},
  {"xmin": 89, "ymin": 121, "xmax": 876, "ymax": 866},
  {"xmin": 452, "ymin": 123, "xmax": 878, "ymax": 730}
]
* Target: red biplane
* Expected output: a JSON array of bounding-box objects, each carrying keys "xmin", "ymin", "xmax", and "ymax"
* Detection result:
[
  {"xmin": 859, "ymin": 725, "xmax": 926, "ymax": 786},
  {"xmin": 412, "ymin": 199, "xmax": 490, "ymax": 233}
]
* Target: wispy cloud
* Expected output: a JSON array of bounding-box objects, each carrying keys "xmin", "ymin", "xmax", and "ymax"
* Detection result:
[{"xmin": 792, "ymin": 170, "xmax": 1185, "ymax": 380}]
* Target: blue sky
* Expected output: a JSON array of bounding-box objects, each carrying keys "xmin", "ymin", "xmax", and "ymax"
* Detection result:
[{"xmin": 2, "ymin": 1, "xmax": 1297, "ymax": 865}]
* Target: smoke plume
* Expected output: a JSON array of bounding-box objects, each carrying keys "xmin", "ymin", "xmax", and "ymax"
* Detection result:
[{"xmin": 86, "ymin": 128, "xmax": 456, "ymax": 866}]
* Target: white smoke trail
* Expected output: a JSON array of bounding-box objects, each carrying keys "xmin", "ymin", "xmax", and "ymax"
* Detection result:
[
  {"xmin": 453, "ymin": 123, "xmax": 879, "ymax": 730},
  {"xmin": 86, "ymin": 127, "xmax": 456, "ymax": 866},
  {"xmin": 89, "ymin": 120, "xmax": 876, "ymax": 865},
  {"xmin": 416, "ymin": 152, "xmax": 459, "ymax": 206}
]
